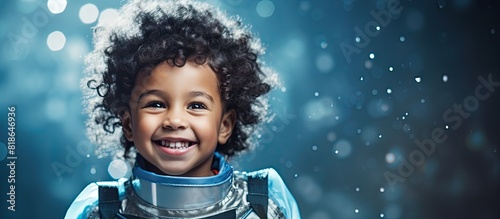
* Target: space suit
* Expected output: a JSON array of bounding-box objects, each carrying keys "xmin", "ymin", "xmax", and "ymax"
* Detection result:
[{"xmin": 65, "ymin": 153, "xmax": 300, "ymax": 218}]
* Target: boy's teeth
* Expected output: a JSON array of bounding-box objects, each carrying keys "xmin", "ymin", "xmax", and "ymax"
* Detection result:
[{"xmin": 159, "ymin": 141, "xmax": 191, "ymax": 148}]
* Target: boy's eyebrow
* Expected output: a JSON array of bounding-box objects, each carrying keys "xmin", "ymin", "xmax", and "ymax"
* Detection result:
[
  {"xmin": 137, "ymin": 90, "xmax": 162, "ymax": 102},
  {"xmin": 189, "ymin": 91, "xmax": 214, "ymax": 103},
  {"xmin": 137, "ymin": 90, "xmax": 214, "ymax": 103}
]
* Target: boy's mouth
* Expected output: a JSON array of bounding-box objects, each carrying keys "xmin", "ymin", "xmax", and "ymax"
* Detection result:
[{"xmin": 154, "ymin": 140, "xmax": 196, "ymax": 149}]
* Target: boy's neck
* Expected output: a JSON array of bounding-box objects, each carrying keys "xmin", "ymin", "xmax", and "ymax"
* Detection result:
[{"xmin": 136, "ymin": 154, "xmax": 216, "ymax": 177}]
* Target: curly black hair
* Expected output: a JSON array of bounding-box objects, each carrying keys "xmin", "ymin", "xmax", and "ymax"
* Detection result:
[{"xmin": 82, "ymin": 0, "xmax": 275, "ymax": 159}]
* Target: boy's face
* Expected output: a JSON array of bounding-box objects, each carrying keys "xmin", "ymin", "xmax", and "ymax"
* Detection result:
[{"xmin": 122, "ymin": 61, "xmax": 235, "ymax": 177}]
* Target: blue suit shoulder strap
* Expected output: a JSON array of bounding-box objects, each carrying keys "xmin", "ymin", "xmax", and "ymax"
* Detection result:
[
  {"xmin": 65, "ymin": 179, "xmax": 127, "ymax": 219},
  {"xmin": 246, "ymin": 169, "xmax": 269, "ymax": 219},
  {"xmin": 246, "ymin": 168, "xmax": 302, "ymax": 219}
]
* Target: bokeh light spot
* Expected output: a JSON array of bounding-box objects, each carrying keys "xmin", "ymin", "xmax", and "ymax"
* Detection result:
[
  {"xmin": 47, "ymin": 31, "xmax": 66, "ymax": 51},
  {"xmin": 256, "ymin": 0, "xmax": 275, "ymax": 17},
  {"xmin": 443, "ymin": 75, "xmax": 448, "ymax": 82},
  {"xmin": 369, "ymin": 53, "xmax": 375, "ymax": 59},
  {"xmin": 333, "ymin": 139, "xmax": 352, "ymax": 158},
  {"xmin": 79, "ymin": 3, "xmax": 99, "ymax": 24},
  {"xmin": 108, "ymin": 159, "xmax": 129, "ymax": 179},
  {"xmin": 47, "ymin": 0, "xmax": 67, "ymax": 14},
  {"xmin": 99, "ymin": 8, "xmax": 119, "ymax": 26}
]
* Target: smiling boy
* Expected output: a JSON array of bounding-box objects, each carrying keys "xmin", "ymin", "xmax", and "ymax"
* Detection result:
[
  {"xmin": 124, "ymin": 62, "xmax": 235, "ymax": 177},
  {"xmin": 66, "ymin": 0, "xmax": 300, "ymax": 218}
]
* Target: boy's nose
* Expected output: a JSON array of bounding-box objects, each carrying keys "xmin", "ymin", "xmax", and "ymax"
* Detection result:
[{"xmin": 162, "ymin": 109, "xmax": 188, "ymax": 130}]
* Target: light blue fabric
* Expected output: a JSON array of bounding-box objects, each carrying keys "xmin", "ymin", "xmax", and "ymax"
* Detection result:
[{"xmin": 267, "ymin": 168, "xmax": 301, "ymax": 219}]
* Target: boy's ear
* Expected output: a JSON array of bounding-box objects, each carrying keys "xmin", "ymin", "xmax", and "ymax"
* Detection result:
[
  {"xmin": 218, "ymin": 110, "xmax": 236, "ymax": 144},
  {"xmin": 121, "ymin": 111, "xmax": 134, "ymax": 141}
]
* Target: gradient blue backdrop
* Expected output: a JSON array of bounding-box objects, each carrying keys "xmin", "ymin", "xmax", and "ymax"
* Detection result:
[{"xmin": 1, "ymin": 0, "xmax": 499, "ymax": 218}]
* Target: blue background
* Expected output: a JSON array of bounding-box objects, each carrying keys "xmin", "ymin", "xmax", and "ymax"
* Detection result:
[{"xmin": 1, "ymin": 0, "xmax": 499, "ymax": 218}]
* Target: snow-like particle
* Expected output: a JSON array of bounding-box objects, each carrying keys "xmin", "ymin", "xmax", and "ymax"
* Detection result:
[{"xmin": 369, "ymin": 53, "xmax": 375, "ymax": 59}]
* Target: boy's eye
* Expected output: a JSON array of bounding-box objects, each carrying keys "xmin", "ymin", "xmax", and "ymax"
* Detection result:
[
  {"xmin": 145, "ymin": 101, "xmax": 165, "ymax": 108},
  {"xmin": 188, "ymin": 102, "xmax": 207, "ymax": 110}
]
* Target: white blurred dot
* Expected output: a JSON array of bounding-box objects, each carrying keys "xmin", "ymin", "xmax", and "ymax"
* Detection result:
[
  {"xmin": 389, "ymin": 66, "xmax": 394, "ymax": 71},
  {"xmin": 98, "ymin": 8, "xmax": 119, "ymax": 26},
  {"xmin": 90, "ymin": 167, "xmax": 96, "ymax": 175},
  {"xmin": 256, "ymin": 0, "xmax": 275, "ymax": 17},
  {"xmin": 379, "ymin": 134, "xmax": 382, "ymax": 138},
  {"xmin": 314, "ymin": 92, "xmax": 319, "ymax": 97},
  {"xmin": 299, "ymin": 1, "xmax": 311, "ymax": 12},
  {"xmin": 327, "ymin": 132, "xmax": 337, "ymax": 142},
  {"xmin": 281, "ymin": 87, "xmax": 287, "ymax": 92},
  {"xmin": 365, "ymin": 60, "xmax": 373, "ymax": 69},
  {"xmin": 403, "ymin": 124, "xmax": 411, "ymax": 132},
  {"xmin": 316, "ymin": 53, "xmax": 335, "ymax": 73},
  {"xmin": 79, "ymin": 4, "xmax": 99, "ymax": 24},
  {"xmin": 445, "ymin": 125, "xmax": 449, "ymax": 129},
  {"xmin": 387, "ymin": 88, "xmax": 392, "ymax": 94},
  {"xmin": 376, "ymin": 26, "xmax": 381, "ymax": 30},
  {"xmin": 400, "ymin": 36, "xmax": 406, "ymax": 42},
  {"xmin": 333, "ymin": 139, "xmax": 352, "ymax": 158},
  {"xmin": 312, "ymin": 145, "xmax": 317, "ymax": 151},
  {"xmin": 369, "ymin": 53, "xmax": 375, "ymax": 59},
  {"xmin": 108, "ymin": 159, "xmax": 128, "ymax": 179},
  {"xmin": 385, "ymin": 152, "xmax": 395, "ymax": 163},
  {"xmin": 443, "ymin": 75, "xmax": 448, "ymax": 82},
  {"xmin": 355, "ymin": 187, "xmax": 360, "ymax": 192},
  {"xmin": 320, "ymin": 41, "xmax": 328, "ymax": 49},
  {"xmin": 47, "ymin": 0, "xmax": 67, "ymax": 14},
  {"xmin": 355, "ymin": 36, "xmax": 361, "ymax": 42},
  {"xmin": 380, "ymin": 187, "xmax": 385, "ymax": 192},
  {"xmin": 355, "ymin": 209, "xmax": 359, "ymax": 213},
  {"xmin": 420, "ymin": 98, "xmax": 426, "ymax": 103},
  {"xmin": 415, "ymin": 77, "xmax": 421, "ymax": 83},
  {"xmin": 380, "ymin": 213, "xmax": 385, "ymax": 218},
  {"xmin": 47, "ymin": 31, "xmax": 66, "ymax": 51}
]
